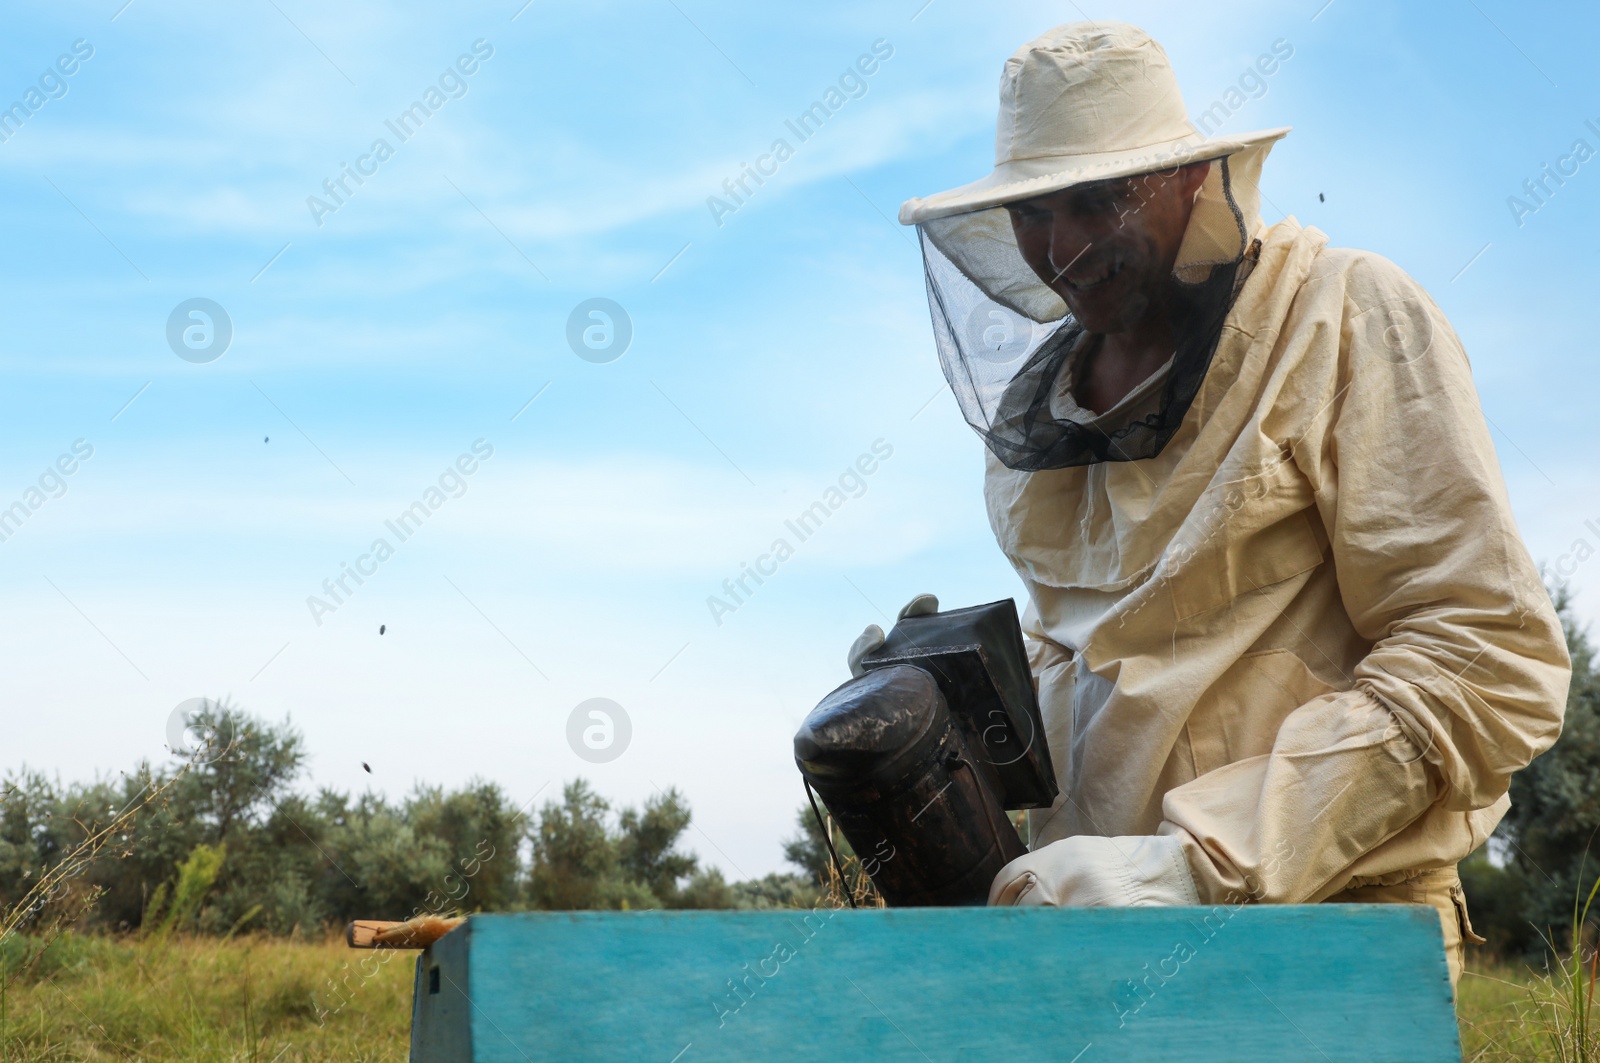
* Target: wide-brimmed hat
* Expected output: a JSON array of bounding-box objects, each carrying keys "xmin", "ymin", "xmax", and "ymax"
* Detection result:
[{"xmin": 901, "ymin": 22, "xmax": 1289, "ymax": 322}]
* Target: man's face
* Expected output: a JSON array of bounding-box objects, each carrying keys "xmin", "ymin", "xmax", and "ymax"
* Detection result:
[{"xmin": 1005, "ymin": 161, "xmax": 1210, "ymax": 334}]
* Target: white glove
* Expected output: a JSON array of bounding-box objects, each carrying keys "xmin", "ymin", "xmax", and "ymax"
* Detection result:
[
  {"xmin": 988, "ymin": 834, "xmax": 1200, "ymax": 907},
  {"xmin": 846, "ymin": 593, "xmax": 940, "ymax": 677}
]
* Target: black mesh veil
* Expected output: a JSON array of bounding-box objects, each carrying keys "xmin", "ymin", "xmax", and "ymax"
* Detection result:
[{"xmin": 918, "ymin": 156, "xmax": 1259, "ymax": 472}]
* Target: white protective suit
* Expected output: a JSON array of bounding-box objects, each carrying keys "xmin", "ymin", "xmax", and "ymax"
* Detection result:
[
  {"xmin": 894, "ymin": 24, "xmax": 1572, "ymax": 983},
  {"xmin": 990, "ymin": 214, "xmax": 1570, "ymax": 909}
]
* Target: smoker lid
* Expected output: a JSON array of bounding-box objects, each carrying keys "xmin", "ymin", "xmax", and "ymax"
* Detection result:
[
  {"xmin": 793, "ymin": 664, "xmax": 946, "ymax": 782},
  {"xmin": 860, "ymin": 598, "xmax": 1058, "ymax": 809}
]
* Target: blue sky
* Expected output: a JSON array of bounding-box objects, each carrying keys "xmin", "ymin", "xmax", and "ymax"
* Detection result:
[{"xmin": 2, "ymin": 0, "xmax": 1596, "ymax": 880}]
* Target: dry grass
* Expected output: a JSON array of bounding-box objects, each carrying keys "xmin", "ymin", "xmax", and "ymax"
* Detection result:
[
  {"xmin": 0, "ymin": 932, "xmax": 412, "ymax": 1062},
  {"xmin": 818, "ymin": 847, "xmax": 886, "ymax": 911},
  {"xmin": 1461, "ymin": 954, "xmax": 1600, "ymax": 1062},
  {"xmin": 1462, "ymin": 961, "xmax": 1547, "ymax": 1060}
]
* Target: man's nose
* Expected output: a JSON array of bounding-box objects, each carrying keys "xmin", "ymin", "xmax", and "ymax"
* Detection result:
[{"xmin": 1046, "ymin": 220, "xmax": 1093, "ymax": 282}]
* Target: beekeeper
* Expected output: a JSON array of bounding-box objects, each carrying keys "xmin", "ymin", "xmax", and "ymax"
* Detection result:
[{"xmin": 854, "ymin": 21, "xmax": 1570, "ymax": 986}]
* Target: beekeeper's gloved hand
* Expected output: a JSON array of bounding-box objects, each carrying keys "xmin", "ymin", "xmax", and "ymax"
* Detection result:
[
  {"xmin": 988, "ymin": 834, "xmax": 1200, "ymax": 907},
  {"xmin": 846, "ymin": 593, "xmax": 939, "ymax": 676}
]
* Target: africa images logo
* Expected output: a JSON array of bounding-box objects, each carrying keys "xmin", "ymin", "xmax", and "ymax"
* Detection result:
[{"xmin": 166, "ymin": 298, "xmax": 233, "ymax": 363}]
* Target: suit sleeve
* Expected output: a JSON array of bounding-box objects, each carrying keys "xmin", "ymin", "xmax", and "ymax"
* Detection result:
[{"xmin": 1159, "ymin": 253, "xmax": 1570, "ymax": 904}]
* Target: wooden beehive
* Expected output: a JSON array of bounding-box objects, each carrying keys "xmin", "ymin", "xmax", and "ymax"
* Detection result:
[{"xmin": 408, "ymin": 905, "xmax": 1460, "ymax": 1062}]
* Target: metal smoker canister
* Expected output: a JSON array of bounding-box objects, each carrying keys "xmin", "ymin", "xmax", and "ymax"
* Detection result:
[{"xmin": 794, "ymin": 663, "xmax": 1026, "ymax": 906}]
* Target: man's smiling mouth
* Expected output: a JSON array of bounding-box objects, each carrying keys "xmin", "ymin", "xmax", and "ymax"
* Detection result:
[{"xmin": 1064, "ymin": 259, "xmax": 1121, "ymax": 291}]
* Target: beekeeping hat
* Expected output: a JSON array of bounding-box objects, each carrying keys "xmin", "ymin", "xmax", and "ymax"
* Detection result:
[{"xmin": 899, "ymin": 22, "xmax": 1291, "ymax": 470}]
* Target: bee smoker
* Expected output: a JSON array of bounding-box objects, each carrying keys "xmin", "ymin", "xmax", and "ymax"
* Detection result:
[{"xmin": 793, "ymin": 599, "xmax": 1057, "ymax": 906}]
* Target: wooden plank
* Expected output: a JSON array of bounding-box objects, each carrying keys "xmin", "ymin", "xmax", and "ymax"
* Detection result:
[
  {"xmin": 349, "ymin": 915, "xmax": 464, "ymax": 949},
  {"xmin": 349, "ymin": 920, "xmax": 403, "ymax": 948},
  {"xmin": 410, "ymin": 905, "xmax": 1460, "ymax": 1063}
]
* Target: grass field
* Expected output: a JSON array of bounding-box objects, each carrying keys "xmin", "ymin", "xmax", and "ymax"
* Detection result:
[
  {"xmin": 0, "ymin": 933, "xmax": 1582, "ymax": 1060},
  {"xmin": 1458, "ymin": 959, "xmax": 1600, "ymax": 1063},
  {"xmin": 0, "ymin": 934, "xmax": 411, "ymax": 1062}
]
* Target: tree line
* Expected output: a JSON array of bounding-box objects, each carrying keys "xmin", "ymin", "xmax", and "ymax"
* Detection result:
[
  {"xmin": 3, "ymin": 588, "xmax": 1597, "ymax": 957},
  {"xmin": 1, "ymin": 704, "xmax": 830, "ymax": 939}
]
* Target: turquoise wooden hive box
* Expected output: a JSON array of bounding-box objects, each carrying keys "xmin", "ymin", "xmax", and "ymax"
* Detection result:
[{"xmin": 408, "ymin": 905, "xmax": 1461, "ymax": 1061}]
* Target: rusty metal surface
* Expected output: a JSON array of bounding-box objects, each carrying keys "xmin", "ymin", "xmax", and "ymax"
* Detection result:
[
  {"xmin": 862, "ymin": 598, "xmax": 1056, "ymax": 810},
  {"xmin": 796, "ymin": 665, "xmax": 1025, "ymax": 906}
]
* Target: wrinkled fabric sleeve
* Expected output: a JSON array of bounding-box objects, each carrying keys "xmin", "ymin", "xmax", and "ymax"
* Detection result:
[
  {"xmin": 1159, "ymin": 253, "xmax": 1571, "ymax": 904},
  {"xmin": 1022, "ymin": 611, "xmax": 1077, "ymax": 764}
]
